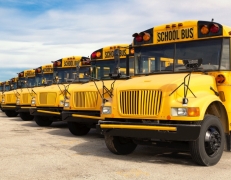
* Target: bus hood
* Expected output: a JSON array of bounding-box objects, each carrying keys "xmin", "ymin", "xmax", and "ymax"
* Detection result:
[{"xmin": 116, "ymin": 73, "xmax": 217, "ymax": 95}]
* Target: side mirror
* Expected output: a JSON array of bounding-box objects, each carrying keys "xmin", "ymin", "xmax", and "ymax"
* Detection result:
[
  {"xmin": 183, "ymin": 58, "xmax": 202, "ymax": 70},
  {"xmin": 109, "ymin": 49, "xmax": 121, "ymax": 79},
  {"xmin": 53, "ymin": 76, "xmax": 59, "ymax": 83},
  {"xmin": 42, "ymin": 78, "xmax": 47, "ymax": 85}
]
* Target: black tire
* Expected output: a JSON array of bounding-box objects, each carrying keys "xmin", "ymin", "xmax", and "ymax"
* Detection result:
[
  {"xmin": 5, "ymin": 110, "xmax": 18, "ymax": 117},
  {"xmin": 104, "ymin": 134, "xmax": 137, "ymax": 155},
  {"xmin": 34, "ymin": 115, "xmax": 53, "ymax": 127},
  {"xmin": 19, "ymin": 112, "xmax": 34, "ymax": 121},
  {"xmin": 189, "ymin": 115, "xmax": 224, "ymax": 166},
  {"xmin": 1, "ymin": 107, "xmax": 5, "ymax": 112},
  {"xmin": 67, "ymin": 122, "xmax": 90, "ymax": 136}
]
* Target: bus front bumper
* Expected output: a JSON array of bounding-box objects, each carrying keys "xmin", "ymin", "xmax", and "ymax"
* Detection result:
[
  {"xmin": 62, "ymin": 111, "xmax": 103, "ymax": 123},
  {"xmin": 29, "ymin": 107, "xmax": 62, "ymax": 117},
  {"xmin": 16, "ymin": 105, "xmax": 36, "ymax": 112},
  {"xmin": 1, "ymin": 104, "xmax": 17, "ymax": 111},
  {"xmin": 97, "ymin": 121, "xmax": 201, "ymax": 141}
]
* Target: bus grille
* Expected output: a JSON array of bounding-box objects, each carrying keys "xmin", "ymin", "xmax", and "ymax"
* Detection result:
[
  {"xmin": 22, "ymin": 93, "xmax": 30, "ymax": 104},
  {"xmin": 6, "ymin": 94, "xmax": 16, "ymax": 103},
  {"xmin": 119, "ymin": 90, "xmax": 162, "ymax": 116},
  {"xmin": 74, "ymin": 91, "xmax": 98, "ymax": 108},
  {"xmin": 39, "ymin": 92, "xmax": 57, "ymax": 105}
]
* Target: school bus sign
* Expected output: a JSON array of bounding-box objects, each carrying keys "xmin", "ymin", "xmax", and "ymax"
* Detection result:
[{"xmin": 156, "ymin": 28, "xmax": 194, "ymax": 43}]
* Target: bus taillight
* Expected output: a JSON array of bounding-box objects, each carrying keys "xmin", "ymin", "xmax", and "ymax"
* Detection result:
[
  {"xmin": 198, "ymin": 21, "xmax": 222, "ymax": 38},
  {"xmin": 140, "ymin": 32, "xmax": 151, "ymax": 41},
  {"xmin": 210, "ymin": 24, "xmax": 219, "ymax": 33},
  {"xmin": 18, "ymin": 72, "xmax": 24, "ymax": 77},
  {"xmin": 91, "ymin": 52, "xmax": 101, "ymax": 59},
  {"xmin": 133, "ymin": 32, "xmax": 151, "ymax": 42},
  {"xmin": 91, "ymin": 52, "xmax": 97, "ymax": 59},
  {"xmin": 132, "ymin": 33, "xmax": 143, "ymax": 42},
  {"xmin": 35, "ymin": 68, "xmax": 41, "ymax": 73},
  {"xmin": 130, "ymin": 48, "xmax": 134, "ymax": 54},
  {"xmin": 201, "ymin": 25, "xmax": 209, "ymax": 35},
  {"xmin": 53, "ymin": 61, "xmax": 61, "ymax": 67}
]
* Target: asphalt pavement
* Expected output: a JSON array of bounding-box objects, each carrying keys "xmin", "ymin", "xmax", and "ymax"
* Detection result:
[{"xmin": 0, "ymin": 111, "xmax": 231, "ymax": 180}]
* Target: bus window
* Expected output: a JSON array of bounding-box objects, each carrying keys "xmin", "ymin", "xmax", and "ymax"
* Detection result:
[
  {"xmin": 175, "ymin": 39, "xmax": 222, "ymax": 71},
  {"xmin": 134, "ymin": 44, "xmax": 175, "ymax": 74},
  {"xmin": 220, "ymin": 38, "xmax": 230, "ymax": 70}
]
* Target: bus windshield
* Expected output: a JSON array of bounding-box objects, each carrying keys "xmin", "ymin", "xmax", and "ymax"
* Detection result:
[
  {"xmin": 53, "ymin": 67, "xmax": 90, "ymax": 84},
  {"xmin": 18, "ymin": 77, "xmax": 36, "ymax": 88},
  {"xmin": 4, "ymin": 85, "xmax": 10, "ymax": 91},
  {"xmin": 10, "ymin": 82, "xmax": 17, "ymax": 90},
  {"xmin": 91, "ymin": 57, "xmax": 134, "ymax": 80},
  {"xmin": 35, "ymin": 74, "xmax": 53, "ymax": 87},
  {"xmin": 134, "ymin": 38, "xmax": 229, "ymax": 74}
]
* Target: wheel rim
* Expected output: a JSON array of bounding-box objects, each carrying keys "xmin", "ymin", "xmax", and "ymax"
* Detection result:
[{"xmin": 204, "ymin": 126, "xmax": 221, "ymax": 156}]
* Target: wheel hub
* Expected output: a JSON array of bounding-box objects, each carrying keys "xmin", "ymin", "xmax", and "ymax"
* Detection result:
[{"xmin": 205, "ymin": 127, "xmax": 221, "ymax": 155}]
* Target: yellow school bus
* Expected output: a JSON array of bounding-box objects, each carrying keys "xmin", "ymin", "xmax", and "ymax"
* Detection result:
[
  {"xmin": 98, "ymin": 20, "xmax": 231, "ymax": 166},
  {"xmin": 1, "ymin": 78, "xmax": 19, "ymax": 117},
  {"xmin": 16, "ymin": 64, "xmax": 53, "ymax": 120},
  {"xmin": 29, "ymin": 56, "xmax": 91, "ymax": 126},
  {"xmin": 0, "ymin": 81, "xmax": 8, "ymax": 111},
  {"xmin": 0, "ymin": 82, "xmax": 2, "ymax": 110},
  {"xmin": 62, "ymin": 44, "xmax": 135, "ymax": 136}
]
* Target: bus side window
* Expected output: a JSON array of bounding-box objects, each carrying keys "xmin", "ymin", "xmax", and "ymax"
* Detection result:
[{"xmin": 220, "ymin": 38, "xmax": 230, "ymax": 70}]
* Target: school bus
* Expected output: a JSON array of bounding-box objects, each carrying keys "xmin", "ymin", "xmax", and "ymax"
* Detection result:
[
  {"xmin": 16, "ymin": 64, "xmax": 53, "ymax": 120},
  {"xmin": 29, "ymin": 56, "xmax": 91, "ymax": 126},
  {"xmin": 4, "ymin": 69, "xmax": 36, "ymax": 118},
  {"xmin": 0, "ymin": 81, "xmax": 10, "ymax": 108},
  {"xmin": 0, "ymin": 81, "xmax": 6, "ymax": 111},
  {"xmin": 0, "ymin": 82, "xmax": 3, "ymax": 110},
  {"xmin": 1, "ymin": 78, "xmax": 20, "ymax": 117},
  {"xmin": 62, "ymin": 44, "xmax": 135, "ymax": 136},
  {"xmin": 97, "ymin": 20, "xmax": 231, "ymax": 166}
]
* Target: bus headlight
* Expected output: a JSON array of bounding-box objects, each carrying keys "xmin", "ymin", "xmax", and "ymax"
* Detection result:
[
  {"xmin": 171, "ymin": 107, "xmax": 187, "ymax": 116},
  {"xmin": 1, "ymin": 98, "xmax": 5, "ymax": 104},
  {"xmin": 59, "ymin": 100, "xmax": 64, "ymax": 106},
  {"xmin": 171, "ymin": 107, "xmax": 200, "ymax": 117},
  {"xmin": 31, "ymin": 97, "xmax": 36, "ymax": 105},
  {"xmin": 102, "ymin": 106, "xmax": 111, "ymax": 114},
  {"xmin": 64, "ymin": 102, "xmax": 69, "ymax": 108},
  {"xmin": 16, "ymin": 98, "xmax": 20, "ymax": 105}
]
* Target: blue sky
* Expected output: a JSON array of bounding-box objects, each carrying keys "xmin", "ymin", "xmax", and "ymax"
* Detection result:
[{"xmin": 0, "ymin": 0, "xmax": 231, "ymax": 81}]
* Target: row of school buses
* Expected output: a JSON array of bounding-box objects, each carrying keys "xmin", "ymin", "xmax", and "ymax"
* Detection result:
[{"xmin": 1, "ymin": 20, "xmax": 231, "ymax": 166}]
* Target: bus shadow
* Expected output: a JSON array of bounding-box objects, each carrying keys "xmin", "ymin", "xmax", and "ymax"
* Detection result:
[
  {"xmin": 68, "ymin": 132, "xmax": 196, "ymax": 166},
  {"xmin": 46, "ymin": 128, "xmax": 103, "ymax": 138},
  {"xmin": 21, "ymin": 120, "xmax": 68, "ymax": 128}
]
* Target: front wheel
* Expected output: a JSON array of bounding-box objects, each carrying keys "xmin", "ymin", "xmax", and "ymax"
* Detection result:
[
  {"xmin": 67, "ymin": 122, "xmax": 90, "ymax": 136},
  {"xmin": 5, "ymin": 110, "xmax": 18, "ymax": 117},
  {"xmin": 19, "ymin": 112, "xmax": 34, "ymax": 121},
  {"xmin": 104, "ymin": 134, "xmax": 137, "ymax": 155},
  {"xmin": 34, "ymin": 115, "xmax": 53, "ymax": 127},
  {"xmin": 189, "ymin": 115, "xmax": 224, "ymax": 166}
]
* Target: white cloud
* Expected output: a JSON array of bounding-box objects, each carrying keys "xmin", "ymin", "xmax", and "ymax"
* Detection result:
[{"xmin": 0, "ymin": 0, "xmax": 231, "ymax": 81}]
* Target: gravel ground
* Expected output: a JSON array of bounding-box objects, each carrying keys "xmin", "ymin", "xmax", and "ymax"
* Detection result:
[{"xmin": 0, "ymin": 111, "xmax": 231, "ymax": 180}]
